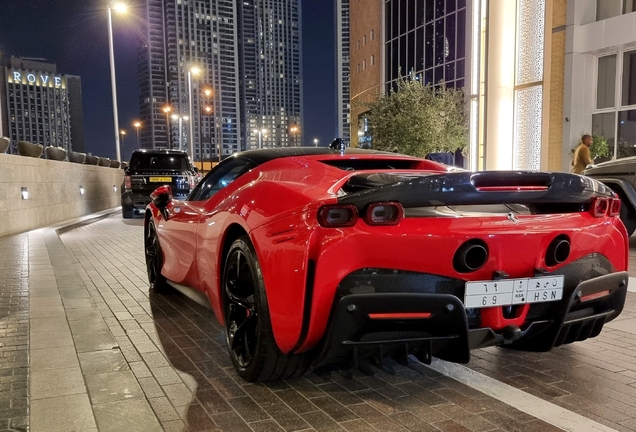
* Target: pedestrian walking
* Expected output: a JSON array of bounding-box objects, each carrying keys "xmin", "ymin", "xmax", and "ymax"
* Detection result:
[{"xmin": 571, "ymin": 134, "xmax": 593, "ymax": 174}]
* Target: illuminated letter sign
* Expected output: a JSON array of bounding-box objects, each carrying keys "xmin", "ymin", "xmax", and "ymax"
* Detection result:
[
  {"xmin": 27, "ymin": 74, "xmax": 36, "ymax": 83},
  {"xmin": 12, "ymin": 72, "xmax": 21, "ymax": 82},
  {"xmin": 41, "ymin": 75, "xmax": 49, "ymax": 85},
  {"xmin": 54, "ymin": 77, "xmax": 62, "ymax": 87}
]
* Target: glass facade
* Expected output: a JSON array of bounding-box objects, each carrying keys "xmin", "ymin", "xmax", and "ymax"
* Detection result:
[
  {"xmin": 597, "ymin": 0, "xmax": 636, "ymax": 20},
  {"xmin": 336, "ymin": 0, "xmax": 351, "ymax": 144},
  {"xmin": 384, "ymin": 0, "xmax": 467, "ymax": 89},
  {"xmin": 593, "ymin": 49, "xmax": 636, "ymax": 158}
]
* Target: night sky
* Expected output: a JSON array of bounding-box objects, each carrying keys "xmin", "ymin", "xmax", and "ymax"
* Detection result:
[{"xmin": 0, "ymin": 0, "xmax": 337, "ymax": 160}]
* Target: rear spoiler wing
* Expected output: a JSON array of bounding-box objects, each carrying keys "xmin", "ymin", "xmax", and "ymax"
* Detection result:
[{"xmin": 338, "ymin": 171, "xmax": 615, "ymax": 210}]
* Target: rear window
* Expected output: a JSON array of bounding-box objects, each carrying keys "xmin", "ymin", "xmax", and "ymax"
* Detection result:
[
  {"xmin": 130, "ymin": 153, "xmax": 190, "ymax": 171},
  {"xmin": 319, "ymin": 159, "xmax": 421, "ymax": 171}
]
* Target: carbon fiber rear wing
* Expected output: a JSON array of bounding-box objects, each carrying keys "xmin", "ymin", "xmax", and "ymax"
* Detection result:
[{"xmin": 338, "ymin": 171, "xmax": 615, "ymax": 210}]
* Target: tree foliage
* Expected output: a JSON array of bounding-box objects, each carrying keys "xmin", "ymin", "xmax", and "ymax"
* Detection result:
[{"xmin": 362, "ymin": 74, "xmax": 469, "ymax": 157}]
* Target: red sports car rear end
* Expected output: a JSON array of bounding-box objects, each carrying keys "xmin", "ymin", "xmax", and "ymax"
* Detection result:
[{"xmin": 144, "ymin": 148, "xmax": 629, "ymax": 381}]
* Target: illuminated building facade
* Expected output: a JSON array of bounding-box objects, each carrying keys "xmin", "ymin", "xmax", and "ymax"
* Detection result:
[{"xmin": 0, "ymin": 57, "xmax": 84, "ymax": 153}]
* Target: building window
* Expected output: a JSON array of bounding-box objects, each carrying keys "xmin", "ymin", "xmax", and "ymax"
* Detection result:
[
  {"xmin": 371, "ymin": 55, "xmax": 375, "ymax": 66},
  {"xmin": 597, "ymin": 0, "xmax": 636, "ymax": 20},
  {"xmin": 363, "ymin": 59, "xmax": 366, "ymax": 70},
  {"xmin": 370, "ymin": 29, "xmax": 375, "ymax": 40},
  {"xmin": 363, "ymin": 35, "xmax": 367, "ymax": 45},
  {"xmin": 593, "ymin": 49, "xmax": 636, "ymax": 158}
]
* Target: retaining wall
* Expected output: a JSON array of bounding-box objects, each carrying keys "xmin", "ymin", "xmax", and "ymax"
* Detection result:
[{"xmin": 0, "ymin": 153, "xmax": 123, "ymax": 237}]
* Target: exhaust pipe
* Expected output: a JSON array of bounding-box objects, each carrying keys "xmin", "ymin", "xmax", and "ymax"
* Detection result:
[
  {"xmin": 546, "ymin": 236, "xmax": 570, "ymax": 267},
  {"xmin": 453, "ymin": 240, "xmax": 489, "ymax": 273}
]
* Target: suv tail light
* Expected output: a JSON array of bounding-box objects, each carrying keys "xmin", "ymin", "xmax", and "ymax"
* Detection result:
[
  {"xmin": 590, "ymin": 197, "xmax": 609, "ymax": 218},
  {"xmin": 609, "ymin": 198, "xmax": 621, "ymax": 217},
  {"xmin": 124, "ymin": 175, "xmax": 132, "ymax": 190},
  {"xmin": 318, "ymin": 205, "xmax": 358, "ymax": 228},
  {"xmin": 364, "ymin": 202, "xmax": 403, "ymax": 226}
]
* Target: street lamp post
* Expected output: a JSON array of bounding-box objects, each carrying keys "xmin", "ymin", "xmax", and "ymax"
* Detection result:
[
  {"xmin": 163, "ymin": 106, "xmax": 171, "ymax": 147},
  {"xmin": 313, "ymin": 138, "xmax": 319, "ymax": 147},
  {"xmin": 120, "ymin": 130, "xmax": 126, "ymax": 149},
  {"xmin": 256, "ymin": 128, "xmax": 267, "ymax": 149},
  {"xmin": 172, "ymin": 115, "xmax": 189, "ymax": 151},
  {"xmin": 133, "ymin": 121, "xmax": 141, "ymax": 148},
  {"xmin": 187, "ymin": 66, "xmax": 201, "ymax": 161},
  {"xmin": 107, "ymin": 2, "xmax": 128, "ymax": 163}
]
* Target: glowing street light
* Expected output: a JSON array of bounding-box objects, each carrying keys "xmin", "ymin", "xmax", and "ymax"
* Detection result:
[
  {"xmin": 187, "ymin": 66, "xmax": 202, "ymax": 160},
  {"xmin": 120, "ymin": 129, "xmax": 127, "ymax": 148},
  {"xmin": 255, "ymin": 128, "xmax": 268, "ymax": 149},
  {"xmin": 133, "ymin": 121, "xmax": 141, "ymax": 148},
  {"xmin": 313, "ymin": 138, "xmax": 319, "ymax": 147},
  {"xmin": 171, "ymin": 115, "xmax": 189, "ymax": 151},
  {"xmin": 107, "ymin": 2, "xmax": 128, "ymax": 163}
]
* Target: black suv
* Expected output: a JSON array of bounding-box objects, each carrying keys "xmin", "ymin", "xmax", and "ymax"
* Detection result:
[{"xmin": 121, "ymin": 150, "xmax": 197, "ymax": 218}]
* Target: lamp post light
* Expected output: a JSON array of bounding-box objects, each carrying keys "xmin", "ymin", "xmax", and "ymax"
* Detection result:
[
  {"xmin": 290, "ymin": 126, "xmax": 299, "ymax": 146},
  {"xmin": 120, "ymin": 129, "xmax": 126, "ymax": 149},
  {"xmin": 107, "ymin": 2, "xmax": 128, "ymax": 163},
  {"xmin": 172, "ymin": 115, "xmax": 189, "ymax": 151},
  {"xmin": 133, "ymin": 121, "xmax": 141, "ymax": 148},
  {"xmin": 313, "ymin": 138, "xmax": 319, "ymax": 147},
  {"xmin": 187, "ymin": 66, "xmax": 201, "ymax": 161},
  {"xmin": 163, "ymin": 106, "xmax": 171, "ymax": 146},
  {"xmin": 255, "ymin": 128, "xmax": 267, "ymax": 149}
]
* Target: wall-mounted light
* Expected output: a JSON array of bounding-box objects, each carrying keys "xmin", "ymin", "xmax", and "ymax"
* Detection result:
[
  {"xmin": 21, "ymin": 187, "xmax": 28, "ymax": 200},
  {"xmin": 79, "ymin": 186, "xmax": 85, "ymax": 195},
  {"xmin": 113, "ymin": 185, "xmax": 118, "ymax": 192}
]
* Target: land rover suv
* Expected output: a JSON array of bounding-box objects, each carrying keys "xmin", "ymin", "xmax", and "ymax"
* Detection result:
[{"xmin": 121, "ymin": 150, "xmax": 197, "ymax": 218}]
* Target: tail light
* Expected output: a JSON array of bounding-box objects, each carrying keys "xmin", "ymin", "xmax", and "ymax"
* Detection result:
[
  {"xmin": 609, "ymin": 198, "xmax": 621, "ymax": 217},
  {"xmin": 590, "ymin": 197, "xmax": 609, "ymax": 218},
  {"xmin": 364, "ymin": 202, "xmax": 403, "ymax": 226},
  {"xmin": 318, "ymin": 205, "xmax": 358, "ymax": 228},
  {"xmin": 124, "ymin": 175, "xmax": 132, "ymax": 190}
]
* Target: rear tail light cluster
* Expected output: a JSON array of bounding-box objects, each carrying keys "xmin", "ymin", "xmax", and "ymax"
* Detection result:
[
  {"xmin": 318, "ymin": 202, "xmax": 403, "ymax": 228},
  {"xmin": 590, "ymin": 197, "xmax": 621, "ymax": 218},
  {"xmin": 124, "ymin": 175, "xmax": 132, "ymax": 190}
]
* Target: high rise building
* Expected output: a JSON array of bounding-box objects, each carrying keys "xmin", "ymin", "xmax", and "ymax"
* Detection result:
[
  {"xmin": 139, "ymin": 0, "xmax": 302, "ymax": 160},
  {"xmin": 336, "ymin": 0, "xmax": 351, "ymax": 145},
  {"xmin": 238, "ymin": 0, "xmax": 302, "ymax": 149},
  {"xmin": 0, "ymin": 57, "xmax": 84, "ymax": 153},
  {"xmin": 139, "ymin": 0, "xmax": 241, "ymax": 161}
]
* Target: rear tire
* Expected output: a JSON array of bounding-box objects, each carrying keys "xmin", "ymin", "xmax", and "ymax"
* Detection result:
[
  {"xmin": 122, "ymin": 205, "xmax": 134, "ymax": 219},
  {"xmin": 619, "ymin": 200, "xmax": 636, "ymax": 237},
  {"xmin": 145, "ymin": 220, "xmax": 170, "ymax": 294},
  {"xmin": 222, "ymin": 236, "xmax": 312, "ymax": 382}
]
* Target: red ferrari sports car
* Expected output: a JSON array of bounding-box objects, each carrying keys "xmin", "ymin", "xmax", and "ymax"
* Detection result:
[{"xmin": 144, "ymin": 148, "xmax": 628, "ymax": 382}]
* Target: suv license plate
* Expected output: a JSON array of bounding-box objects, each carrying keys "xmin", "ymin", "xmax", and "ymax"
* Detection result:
[
  {"xmin": 464, "ymin": 275, "xmax": 564, "ymax": 309},
  {"xmin": 149, "ymin": 177, "xmax": 172, "ymax": 183}
]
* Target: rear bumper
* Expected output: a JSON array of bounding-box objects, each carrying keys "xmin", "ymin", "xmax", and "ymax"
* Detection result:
[
  {"xmin": 121, "ymin": 190, "xmax": 189, "ymax": 209},
  {"xmin": 313, "ymin": 270, "xmax": 628, "ymax": 368}
]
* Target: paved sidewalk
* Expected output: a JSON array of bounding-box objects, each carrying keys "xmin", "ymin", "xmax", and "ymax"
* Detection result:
[{"xmin": 5, "ymin": 213, "xmax": 636, "ymax": 431}]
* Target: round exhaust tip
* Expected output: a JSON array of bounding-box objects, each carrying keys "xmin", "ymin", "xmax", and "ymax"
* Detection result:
[
  {"xmin": 546, "ymin": 235, "xmax": 570, "ymax": 267},
  {"xmin": 453, "ymin": 240, "xmax": 489, "ymax": 273}
]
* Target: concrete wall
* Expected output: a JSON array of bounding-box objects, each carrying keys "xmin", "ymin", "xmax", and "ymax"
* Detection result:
[{"xmin": 0, "ymin": 153, "xmax": 123, "ymax": 237}]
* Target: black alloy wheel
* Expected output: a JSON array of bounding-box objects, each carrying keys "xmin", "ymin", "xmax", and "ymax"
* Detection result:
[
  {"xmin": 145, "ymin": 221, "xmax": 169, "ymax": 293},
  {"xmin": 224, "ymin": 241, "xmax": 259, "ymax": 370},
  {"xmin": 222, "ymin": 236, "xmax": 312, "ymax": 382}
]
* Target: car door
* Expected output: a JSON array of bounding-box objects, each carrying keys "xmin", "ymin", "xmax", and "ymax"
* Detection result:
[
  {"xmin": 159, "ymin": 158, "xmax": 256, "ymax": 287},
  {"xmin": 188, "ymin": 158, "xmax": 257, "ymax": 304}
]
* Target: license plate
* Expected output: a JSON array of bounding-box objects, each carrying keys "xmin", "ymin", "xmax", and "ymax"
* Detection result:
[
  {"xmin": 464, "ymin": 275, "xmax": 564, "ymax": 309},
  {"xmin": 149, "ymin": 177, "xmax": 172, "ymax": 183}
]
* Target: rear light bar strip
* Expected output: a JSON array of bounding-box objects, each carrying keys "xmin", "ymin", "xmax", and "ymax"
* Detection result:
[
  {"xmin": 368, "ymin": 312, "xmax": 432, "ymax": 320},
  {"xmin": 475, "ymin": 186, "xmax": 549, "ymax": 192}
]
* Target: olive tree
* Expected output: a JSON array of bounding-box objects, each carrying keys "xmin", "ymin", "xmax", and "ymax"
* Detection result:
[{"xmin": 362, "ymin": 74, "xmax": 468, "ymax": 157}]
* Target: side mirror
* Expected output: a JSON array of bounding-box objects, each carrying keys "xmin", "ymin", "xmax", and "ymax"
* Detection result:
[{"xmin": 150, "ymin": 185, "xmax": 172, "ymax": 210}]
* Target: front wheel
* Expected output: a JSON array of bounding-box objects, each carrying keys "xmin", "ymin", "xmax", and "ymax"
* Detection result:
[
  {"xmin": 145, "ymin": 220, "xmax": 170, "ymax": 293},
  {"xmin": 223, "ymin": 236, "xmax": 312, "ymax": 382}
]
